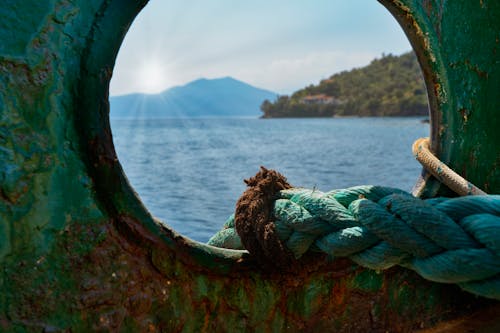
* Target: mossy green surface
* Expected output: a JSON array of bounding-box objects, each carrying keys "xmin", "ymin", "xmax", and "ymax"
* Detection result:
[{"xmin": 0, "ymin": 0, "xmax": 498, "ymax": 331}]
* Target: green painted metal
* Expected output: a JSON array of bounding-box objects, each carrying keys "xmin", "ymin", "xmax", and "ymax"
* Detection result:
[
  {"xmin": 383, "ymin": 0, "xmax": 500, "ymax": 197},
  {"xmin": 0, "ymin": 0, "xmax": 499, "ymax": 332}
]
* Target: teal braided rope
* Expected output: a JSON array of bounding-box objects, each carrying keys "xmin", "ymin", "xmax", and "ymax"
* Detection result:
[{"xmin": 208, "ymin": 185, "xmax": 500, "ymax": 300}]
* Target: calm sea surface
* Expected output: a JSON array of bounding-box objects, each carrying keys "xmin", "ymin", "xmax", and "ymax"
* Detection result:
[{"xmin": 111, "ymin": 117, "xmax": 429, "ymax": 242}]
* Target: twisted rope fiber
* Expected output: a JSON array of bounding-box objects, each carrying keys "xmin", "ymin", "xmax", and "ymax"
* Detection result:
[
  {"xmin": 412, "ymin": 137, "xmax": 487, "ymax": 195},
  {"xmin": 208, "ymin": 167, "xmax": 500, "ymax": 300}
]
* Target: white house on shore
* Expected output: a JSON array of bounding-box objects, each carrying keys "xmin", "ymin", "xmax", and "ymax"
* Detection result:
[{"xmin": 300, "ymin": 94, "xmax": 342, "ymax": 106}]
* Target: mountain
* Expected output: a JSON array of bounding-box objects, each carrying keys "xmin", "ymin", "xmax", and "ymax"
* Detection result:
[
  {"xmin": 260, "ymin": 51, "xmax": 428, "ymax": 118},
  {"xmin": 110, "ymin": 77, "xmax": 277, "ymax": 118}
]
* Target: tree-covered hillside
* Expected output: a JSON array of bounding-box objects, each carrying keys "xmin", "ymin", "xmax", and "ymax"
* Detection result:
[{"xmin": 261, "ymin": 52, "xmax": 428, "ymax": 118}]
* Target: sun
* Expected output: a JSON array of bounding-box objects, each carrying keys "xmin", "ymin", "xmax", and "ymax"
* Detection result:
[{"xmin": 137, "ymin": 60, "xmax": 169, "ymax": 94}]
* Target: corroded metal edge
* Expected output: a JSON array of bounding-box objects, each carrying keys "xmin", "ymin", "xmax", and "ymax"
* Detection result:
[{"xmin": 1, "ymin": 0, "xmax": 498, "ymax": 331}]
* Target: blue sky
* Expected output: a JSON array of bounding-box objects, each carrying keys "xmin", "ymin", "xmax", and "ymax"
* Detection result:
[{"xmin": 110, "ymin": 0, "xmax": 412, "ymax": 96}]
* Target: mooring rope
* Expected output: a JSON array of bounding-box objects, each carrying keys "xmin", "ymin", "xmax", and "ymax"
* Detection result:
[
  {"xmin": 413, "ymin": 137, "xmax": 487, "ymax": 195},
  {"xmin": 208, "ymin": 167, "xmax": 500, "ymax": 300}
]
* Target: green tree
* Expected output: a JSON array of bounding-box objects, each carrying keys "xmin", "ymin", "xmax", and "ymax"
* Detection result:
[{"xmin": 261, "ymin": 51, "xmax": 429, "ymax": 118}]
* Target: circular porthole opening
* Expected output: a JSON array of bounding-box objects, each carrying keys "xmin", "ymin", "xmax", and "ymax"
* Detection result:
[{"xmin": 109, "ymin": 1, "xmax": 430, "ymax": 243}]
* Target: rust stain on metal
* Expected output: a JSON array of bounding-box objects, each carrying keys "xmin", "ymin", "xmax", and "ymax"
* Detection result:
[
  {"xmin": 2, "ymin": 0, "xmax": 500, "ymax": 331},
  {"xmin": 89, "ymin": 131, "xmax": 119, "ymax": 167},
  {"xmin": 464, "ymin": 59, "xmax": 489, "ymax": 79},
  {"xmin": 417, "ymin": 304, "xmax": 500, "ymax": 333},
  {"xmin": 459, "ymin": 108, "xmax": 470, "ymax": 123}
]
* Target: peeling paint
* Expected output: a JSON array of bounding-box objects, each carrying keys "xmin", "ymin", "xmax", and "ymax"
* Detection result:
[{"xmin": 1, "ymin": 0, "xmax": 499, "ymax": 331}]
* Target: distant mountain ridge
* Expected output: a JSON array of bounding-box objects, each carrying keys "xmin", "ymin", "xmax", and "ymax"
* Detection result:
[{"xmin": 110, "ymin": 77, "xmax": 277, "ymax": 118}]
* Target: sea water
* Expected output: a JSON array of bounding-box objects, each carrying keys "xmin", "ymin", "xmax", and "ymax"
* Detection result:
[{"xmin": 111, "ymin": 117, "xmax": 428, "ymax": 242}]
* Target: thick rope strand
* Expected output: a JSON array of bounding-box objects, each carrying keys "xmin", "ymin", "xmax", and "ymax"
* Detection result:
[{"xmin": 208, "ymin": 170, "xmax": 500, "ymax": 300}]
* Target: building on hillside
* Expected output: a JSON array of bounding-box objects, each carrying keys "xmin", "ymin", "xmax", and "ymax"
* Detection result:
[{"xmin": 300, "ymin": 94, "xmax": 342, "ymax": 106}]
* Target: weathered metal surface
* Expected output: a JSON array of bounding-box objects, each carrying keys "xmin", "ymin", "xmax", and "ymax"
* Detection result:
[
  {"xmin": 0, "ymin": 0, "xmax": 498, "ymax": 332},
  {"xmin": 384, "ymin": 0, "xmax": 500, "ymax": 197}
]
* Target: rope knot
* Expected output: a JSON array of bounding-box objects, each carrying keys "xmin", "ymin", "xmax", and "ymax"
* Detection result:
[
  {"xmin": 208, "ymin": 168, "xmax": 500, "ymax": 299},
  {"xmin": 234, "ymin": 167, "xmax": 297, "ymax": 270}
]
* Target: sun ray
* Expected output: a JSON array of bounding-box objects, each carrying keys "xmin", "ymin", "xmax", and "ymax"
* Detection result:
[{"xmin": 137, "ymin": 60, "xmax": 171, "ymax": 94}]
